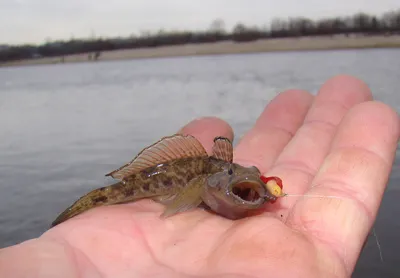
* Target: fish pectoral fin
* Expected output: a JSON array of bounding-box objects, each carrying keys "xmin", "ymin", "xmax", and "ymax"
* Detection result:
[
  {"xmin": 152, "ymin": 193, "xmax": 178, "ymax": 205},
  {"xmin": 160, "ymin": 177, "xmax": 205, "ymax": 218}
]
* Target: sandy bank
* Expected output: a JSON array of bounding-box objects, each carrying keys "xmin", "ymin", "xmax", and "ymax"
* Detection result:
[{"xmin": 1, "ymin": 35, "xmax": 400, "ymax": 67}]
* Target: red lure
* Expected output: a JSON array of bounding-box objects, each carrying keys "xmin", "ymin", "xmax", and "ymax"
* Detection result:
[{"xmin": 260, "ymin": 175, "xmax": 283, "ymax": 204}]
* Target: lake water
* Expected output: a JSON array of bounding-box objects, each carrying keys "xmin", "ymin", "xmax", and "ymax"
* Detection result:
[{"xmin": 0, "ymin": 49, "xmax": 399, "ymax": 277}]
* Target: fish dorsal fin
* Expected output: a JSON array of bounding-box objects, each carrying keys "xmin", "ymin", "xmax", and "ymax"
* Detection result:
[
  {"xmin": 106, "ymin": 134, "xmax": 208, "ymax": 180},
  {"xmin": 211, "ymin": 136, "xmax": 233, "ymax": 162}
]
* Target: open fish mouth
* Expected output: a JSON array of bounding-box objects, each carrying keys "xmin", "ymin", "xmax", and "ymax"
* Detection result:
[{"xmin": 231, "ymin": 180, "xmax": 265, "ymax": 204}]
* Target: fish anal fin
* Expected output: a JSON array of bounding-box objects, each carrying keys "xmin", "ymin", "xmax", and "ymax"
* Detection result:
[
  {"xmin": 211, "ymin": 136, "xmax": 233, "ymax": 162},
  {"xmin": 106, "ymin": 134, "xmax": 208, "ymax": 180}
]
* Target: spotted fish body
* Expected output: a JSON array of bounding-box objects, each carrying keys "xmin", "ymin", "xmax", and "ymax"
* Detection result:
[{"xmin": 51, "ymin": 135, "xmax": 285, "ymax": 227}]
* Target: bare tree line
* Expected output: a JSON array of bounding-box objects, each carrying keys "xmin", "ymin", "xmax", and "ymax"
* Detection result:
[{"xmin": 1, "ymin": 9, "xmax": 399, "ymax": 63}]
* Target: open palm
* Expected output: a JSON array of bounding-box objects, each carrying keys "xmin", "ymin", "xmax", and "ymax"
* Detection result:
[{"xmin": 2, "ymin": 75, "xmax": 398, "ymax": 278}]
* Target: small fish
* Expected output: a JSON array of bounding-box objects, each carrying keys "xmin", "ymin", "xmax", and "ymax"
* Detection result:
[{"xmin": 51, "ymin": 134, "xmax": 285, "ymax": 227}]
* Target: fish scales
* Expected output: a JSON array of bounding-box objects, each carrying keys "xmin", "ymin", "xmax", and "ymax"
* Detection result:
[
  {"xmin": 123, "ymin": 156, "xmax": 213, "ymax": 196},
  {"xmin": 51, "ymin": 134, "xmax": 285, "ymax": 227},
  {"xmin": 51, "ymin": 157, "xmax": 220, "ymax": 226}
]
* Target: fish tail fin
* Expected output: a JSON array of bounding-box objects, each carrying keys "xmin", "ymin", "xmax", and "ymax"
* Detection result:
[{"xmin": 51, "ymin": 181, "xmax": 125, "ymax": 227}]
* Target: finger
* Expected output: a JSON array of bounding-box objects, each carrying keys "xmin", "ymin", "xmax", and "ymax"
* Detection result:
[
  {"xmin": 178, "ymin": 116, "xmax": 234, "ymax": 154},
  {"xmin": 234, "ymin": 89, "xmax": 313, "ymax": 172},
  {"xmin": 263, "ymin": 75, "xmax": 373, "ymax": 209},
  {"xmin": 287, "ymin": 101, "xmax": 399, "ymax": 273}
]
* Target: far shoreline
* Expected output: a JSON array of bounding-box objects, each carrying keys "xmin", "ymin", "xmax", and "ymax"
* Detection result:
[{"xmin": 1, "ymin": 34, "xmax": 400, "ymax": 68}]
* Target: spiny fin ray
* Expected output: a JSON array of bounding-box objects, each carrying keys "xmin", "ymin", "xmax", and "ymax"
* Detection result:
[
  {"xmin": 211, "ymin": 136, "xmax": 233, "ymax": 162},
  {"xmin": 106, "ymin": 134, "xmax": 208, "ymax": 180}
]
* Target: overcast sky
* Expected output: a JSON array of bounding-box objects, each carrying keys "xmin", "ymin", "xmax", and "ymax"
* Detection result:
[{"xmin": 1, "ymin": 0, "xmax": 399, "ymax": 45}]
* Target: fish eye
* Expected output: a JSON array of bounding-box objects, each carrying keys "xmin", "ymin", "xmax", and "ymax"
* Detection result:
[{"xmin": 228, "ymin": 168, "xmax": 233, "ymax": 175}]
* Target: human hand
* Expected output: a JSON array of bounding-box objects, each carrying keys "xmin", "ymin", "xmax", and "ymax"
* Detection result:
[{"xmin": 1, "ymin": 75, "xmax": 398, "ymax": 278}]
